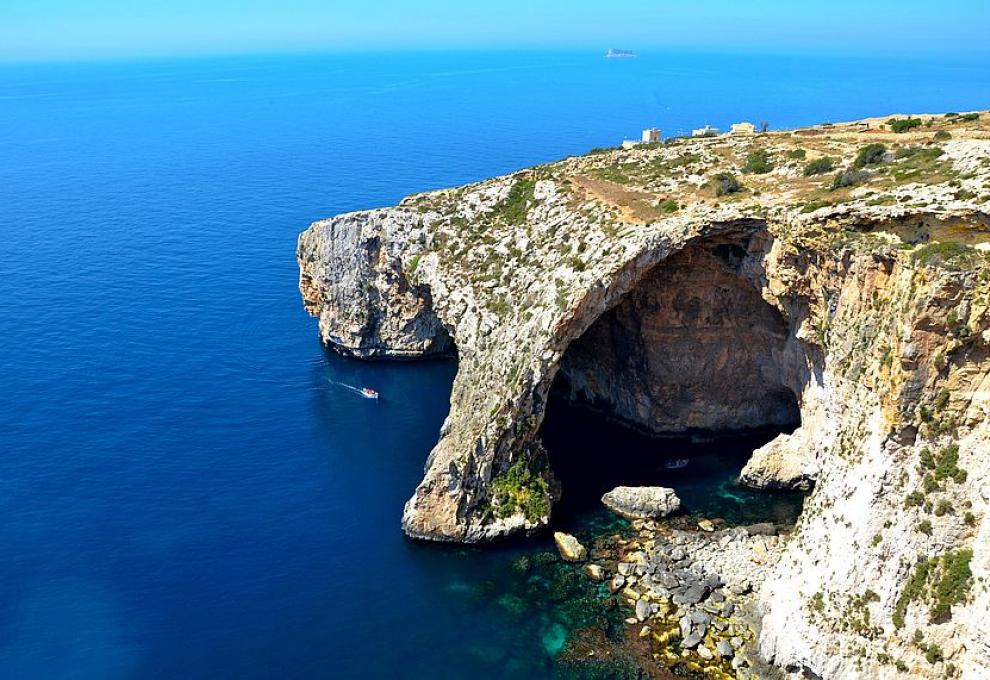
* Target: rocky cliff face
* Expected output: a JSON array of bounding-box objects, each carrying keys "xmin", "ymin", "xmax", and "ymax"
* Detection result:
[
  {"xmin": 298, "ymin": 210, "xmax": 452, "ymax": 357},
  {"xmin": 556, "ymin": 237, "xmax": 804, "ymax": 434},
  {"xmin": 299, "ymin": 113, "xmax": 990, "ymax": 678}
]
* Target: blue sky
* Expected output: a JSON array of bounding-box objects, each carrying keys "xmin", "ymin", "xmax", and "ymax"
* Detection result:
[{"xmin": 2, "ymin": 0, "xmax": 989, "ymax": 62}]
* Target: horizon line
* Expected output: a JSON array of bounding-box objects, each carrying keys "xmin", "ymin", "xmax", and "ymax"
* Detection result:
[{"xmin": 3, "ymin": 42, "xmax": 990, "ymax": 68}]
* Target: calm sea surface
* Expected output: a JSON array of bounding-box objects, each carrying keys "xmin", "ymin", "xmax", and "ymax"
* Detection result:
[{"xmin": 1, "ymin": 51, "xmax": 988, "ymax": 679}]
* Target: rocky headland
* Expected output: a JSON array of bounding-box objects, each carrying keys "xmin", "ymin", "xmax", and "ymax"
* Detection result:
[{"xmin": 299, "ymin": 112, "xmax": 990, "ymax": 678}]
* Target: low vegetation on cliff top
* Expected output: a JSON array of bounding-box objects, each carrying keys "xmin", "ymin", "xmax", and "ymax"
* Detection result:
[{"xmin": 405, "ymin": 111, "xmax": 990, "ymax": 318}]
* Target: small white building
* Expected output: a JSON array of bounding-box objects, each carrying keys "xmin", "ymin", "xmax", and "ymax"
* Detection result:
[
  {"xmin": 730, "ymin": 122, "xmax": 756, "ymax": 135},
  {"xmin": 641, "ymin": 128, "xmax": 662, "ymax": 143},
  {"xmin": 692, "ymin": 125, "xmax": 720, "ymax": 138},
  {"xmin": 621, "ymin": 140, "xmax": 640, "ymax": 150}
]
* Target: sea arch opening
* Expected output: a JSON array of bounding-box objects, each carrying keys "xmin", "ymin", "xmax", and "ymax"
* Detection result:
[{"xmin": 539, "ymin": 229, "xmax": 808, "ymax": 525}]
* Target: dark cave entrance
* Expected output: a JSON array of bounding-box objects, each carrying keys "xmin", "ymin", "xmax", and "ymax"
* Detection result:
[{"xmin": 541, "ymin": 237, "xmax": 805, "ymax": 526}]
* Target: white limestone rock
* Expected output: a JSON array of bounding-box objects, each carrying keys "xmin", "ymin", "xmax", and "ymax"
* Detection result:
[{"xmin": 602, "ymin": 486, "xmax": 682, "ymax": 520}]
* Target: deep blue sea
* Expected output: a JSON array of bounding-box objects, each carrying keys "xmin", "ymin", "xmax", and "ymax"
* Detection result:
[{"xmin": 1, "ymin": 50, "xmax": 988, "ymax": 679}]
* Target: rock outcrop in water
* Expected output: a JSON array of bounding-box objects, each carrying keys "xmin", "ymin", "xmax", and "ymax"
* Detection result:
[
  {"xmin": 602, "ymin": 486, "xmax": 681, "ymax": 520},
  {"xmin": 299, "ymin": 112, "xmax": 990, "ymax": 678}
]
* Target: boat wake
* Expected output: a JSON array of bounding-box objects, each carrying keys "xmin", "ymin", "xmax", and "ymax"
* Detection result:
[{"xmin": 327, "ymin": 379, "xmax": 379, "ymax": 399}]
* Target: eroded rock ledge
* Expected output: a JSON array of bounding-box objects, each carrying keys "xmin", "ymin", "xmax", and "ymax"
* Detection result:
[{"xmin": 299, "ymin": 113, "xmax": 990, "ymax": 678}]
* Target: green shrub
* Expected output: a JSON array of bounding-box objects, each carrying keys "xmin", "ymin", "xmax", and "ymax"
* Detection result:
[
  {"xmin": 935, "ymin": 499, "xmax": 953, "ymax": 517},
  {"xmin": 894, "ymin": 558, "xmax": 932, "ymax": 628},
  {"xmin": 407, "ymin": 254, "xmax": 421, "ymax": 275},
  {"xmin": 832, "ymin": 168, "xmax": 870, "ymax": 190},
  {"xmin": 916, "ymin": 519, "xmax": 933, "ymax": 535},
  {"xmin": 934, "ymin": 444, "xmax": 966, "ymax": 483},
  {"xmin": 788, "ymin": 148, "xmax": 807, "ymax": 160},
  {"xmin": 496, "ymin": 177, "xmax": 538, "ymax": 225},
  {"xmin": 912, "ymin": 241, "xmax": 974, "ymax": 269},
  {"xmin": 895, "ymin": 146, "xmax": 944, "ymax": 162},
  {"xmin": 934, "ymin": 130, "xmax": 952, "ymax": 141},
  {"xmin": 894, "ymin": 550, "xmax": 974, "ymax": 627},
  {"xmin": 919, "ymin": 447, "xmax": 936, "ymax": 470},
  {"xmin": 964, "ymin": 512, "xmax": 976, "ymax": 526},
  {"xmin": 888, "ymin": 118, "xmax": 923, "ymax": 133},
  {"xmin": 743, "ymin": 149, "xmax": 773, "ymax": 174},
  {"xmin": 931, "ymin": 549, "xmax": 973, "ymax": 621},
  {"xmin": 658, "ymin": 199, "xmax": 679, "ymax": 214},
  {"xmin": 960, "ymin": 112, "xmax": 980, "ymax": 122},
  {"xmin": 490, "ymin": 457, "xmax": 551, "ymax": 523},
  {"xmin": 804, "ymin": 156, "xmax": 836, "ymax": 176},
  {"xmin": 904, "ymin": 491, "xmax": 924, "ymax": 508},
  {"xmin": 712, "ymin": 172, "xmax": 742, "ymax": 196},
  {"xmin": 925, "ymin": 644, "xmax": 943, "ymax": 664},
  {"xmin": 934, "ymin": 389, "xmax": 951, "ymax": 410},
  {"xmin": 854, "ymin": 143, "xmax": 888, "ymax": 168}
]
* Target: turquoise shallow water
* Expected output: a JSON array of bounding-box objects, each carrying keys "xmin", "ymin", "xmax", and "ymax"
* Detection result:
[{"xmin": 1, "ymin": 50, "xmax": 989, "ymax": 679}]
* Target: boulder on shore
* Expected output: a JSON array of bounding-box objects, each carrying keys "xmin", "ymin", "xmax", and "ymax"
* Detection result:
[
  {"xmin": 553, "ymin": 532, "xmax": 587, "ymax": 562},
  {"xmin": 601, "ymin": 486, "xmax": 681, "ymax": 520},
  {"xmin": 583, "ymin": 563, "xmax": 606, "ymax": 581}
]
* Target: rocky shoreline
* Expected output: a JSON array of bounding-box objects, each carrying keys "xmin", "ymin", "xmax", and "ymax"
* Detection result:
[{"xmin": 553, "ymin": 509, "xmax": 791, "ymax": 679}]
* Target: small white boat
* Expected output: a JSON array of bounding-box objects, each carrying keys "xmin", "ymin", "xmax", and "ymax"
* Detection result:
[
  {"xmin": 665, "ymin": 458, "xmax": 689, "ymax": 470},
  {"xmin": 360, "ymin": 388, "xmax": 379, "ymax": 399}
]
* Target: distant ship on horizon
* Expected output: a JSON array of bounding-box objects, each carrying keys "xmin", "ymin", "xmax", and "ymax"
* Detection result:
[{"xmin": 605, "ymin": 48, "xmax": 638, "ymax": 59}]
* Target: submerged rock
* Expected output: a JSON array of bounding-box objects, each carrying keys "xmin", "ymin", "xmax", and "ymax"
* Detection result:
[
  {"xmin": 583, "ymin": 563, "xmax": 606, "ymax": 581},
  {"xmin": 553, "ymin": 532, "xmax": 587, "ymax": 562},
  {"xmin": 601, "ymin": 486, "xmax": 681, "ymax": 520}
]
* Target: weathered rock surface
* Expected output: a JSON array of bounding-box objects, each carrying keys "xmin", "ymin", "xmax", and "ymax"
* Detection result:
[
  {"xmin": 739, "ymin": 431, "xmax": 816, "ymax": 491},
  {"xmin": 299, "ymin": 112, "xmax": 990, "ymax": 677},
  {"xmin": 601, "ymin": 486, "xmax": 681, "ymax": 520},
  {"xmin": 553, "ymin": 532, "xmax": 587, "ymax": 562},
  {"xmin": 557, "ymin": 241, "xmax": 803, "ymax": 433},
  {"xmin": 298, "ymin": 211, "xmax": 453, "ymax": 358}
]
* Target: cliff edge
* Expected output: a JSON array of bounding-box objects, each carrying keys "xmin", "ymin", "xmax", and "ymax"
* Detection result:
[{"xmin": 299, "ymin": 112, "xmax": 990, "ymax": 678}]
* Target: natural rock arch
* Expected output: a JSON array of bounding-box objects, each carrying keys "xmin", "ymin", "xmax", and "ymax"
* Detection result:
[{"xmin": 394, "ymin": 218, "xmax": 826, "ymax": 542}]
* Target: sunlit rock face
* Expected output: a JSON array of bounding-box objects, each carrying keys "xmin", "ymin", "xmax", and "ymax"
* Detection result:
[
  {"xmin": 298, "ymin": 113, "xmax": 990, "ymax": 680},
  {"xmin": 556, "ymin": 241, "xmax": 800, "ymax": 435}
]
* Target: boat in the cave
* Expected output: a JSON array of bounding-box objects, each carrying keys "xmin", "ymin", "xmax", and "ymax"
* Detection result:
[
  {"xmin": 664, "ymin": 458, "xmax": 689, "ymax": 470},
  {"xmin": 360, "ymin": 388, "xmax": 379, "ymax": 399}
]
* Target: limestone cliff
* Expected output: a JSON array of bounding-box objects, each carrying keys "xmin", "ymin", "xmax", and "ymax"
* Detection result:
[{"xmin": 299, "ymin": 112, "xmax": 990, "ymax": 678}]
